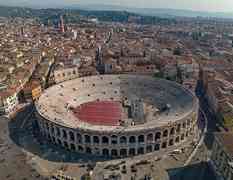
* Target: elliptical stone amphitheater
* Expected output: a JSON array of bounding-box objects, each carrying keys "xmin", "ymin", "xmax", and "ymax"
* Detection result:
[{"xmin": 35, "ymin": 74, "xmax": 199, "ymax": 158}]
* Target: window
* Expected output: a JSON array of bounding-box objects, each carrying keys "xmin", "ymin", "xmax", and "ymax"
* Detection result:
[
  {"xmin": 155, "ymin": 132, "xmax": 161, "ymax": 141},
  {"xmin": 120, "ymin": 136, "xmax": 127, "ymax": 144},
  {"xmin": 138, "ymin": 135, "xmax": 145, "ymax": 143},
  {"xmin": 102, "ymin": 136, "xmax": 109, "ymax": 144},
  {"xmin": 162, "ymin": 142, "xmax": 167, "ymax": 148},
  {"xmin": 154, "ymin": 144, "xmax": 160, "ymax": 151},
  {"xmin": 56, "ymin": 127, "xmax": 61, "ymax": 137},
  {"xmin": 62, "ymin": 130, "xmax": 67, "ymax": 139},
  {"xmin": 69, "ymin": 131, "xmax": 75, "ymax": 141},
  {"xmin": 183, "ymin": 122, "xmax": 186, "ymax": 128},
  {"xmin": 163, "ymin": 130, "xmax": 168, "ymax": 137},
  {"xmin": 77, "ymin": 133, "xmax": 82, "ymax": 143},
  {"xmin": 177, "ymin": 124, "xmax": 181, "ymax": 133},
  {"xmin": 169, "ymin": 139, "xmax": 174, "ymax": 146},
  {"xmin": 170, "ymin": 128, "xmax": 175, "ymax": 135},
  {"xmin": 175, "ymin": 136, "xmax": 180, "ymax": 143},
  {"xmin": 129, "ymin": 136, "xmax": 136, "ymax": 144},
  {"xmin": 111, "ymin": 135, "xmax": 118, "ymax": 144},
  {"xmin": 146, "ymin": 146, "xmax": 153, "ymax": 153},
  {"xmin": 93, "ymin": 136, "xmax": 100, "ymax": 144},
  {"xmin": 147, "ymin": 133, "xmax": 153, "ymax": 142},
  {"xmin": 86, "ymin": 147, "xmax": 92, "ymax": 154},
  {"xmin": 84, "ymin": 135, "xmax": 91, "ymax": 143}
]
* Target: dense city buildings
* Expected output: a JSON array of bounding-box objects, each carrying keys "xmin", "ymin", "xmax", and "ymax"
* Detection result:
[{"xmin": 211, "ymin": 133, "xmax": 233, "ymax": 180}]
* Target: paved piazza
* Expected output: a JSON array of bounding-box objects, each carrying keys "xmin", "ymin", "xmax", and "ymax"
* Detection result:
[{"xmin": 35, "ymin": 75, "xmax": 199, "ymax": 158}]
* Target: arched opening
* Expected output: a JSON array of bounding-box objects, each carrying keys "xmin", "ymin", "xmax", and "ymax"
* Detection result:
[
  {"xmin": 102, "ymin": 136, "xmax": 109, "ymax": 144},
  {"xmin": 46, "ymin": 123, "xmax": 49, "ymax": 131},
  {"xmin": 147, "ymin": 133, "xmax": 153, "ymax": 142},
  {"xmin": 170, "ymin": 128, "xmax": 175, "ymax": 136},
  {"xmin": 175, "ymin": 136, "xmax": 180, "ymax": 143},
  {"xmin": 84, "ymin": 135, "xmax": 91, "ymax": 144},
  {"xmin": 47, "ymin": 134, "xmax": 51, "ymax": 141},
  {"xmin": 169, "ymin": 139, "xmax": 174, "ymax": 146},
  {"xmin": 181, "ymin": 134, "xmax": 185, "ymax": 140},
  {"xmin": 102, "ymin": 149, "xmax": 109, "ymax": 156},
  {"xmin": 111, "ymin": 135, "xmax": 118, "ymax": 145},
  {"xmin": 146, "ymin": 145, "xmax": 153, "ymax": 153},
  {"xmin": 186, "ymin": 131, "xmax": 189, "ymax": 137},
  {"xmin": 129, "ymin": 136, "xmax": 136, "ymax": 144},
  {"xmin": 138, "ymin": 135, "xmax": 145, "ymax": 143},
  {"xmin": 52, "ymin": 136, "xmax": 56, "ymax": 142},
  {"xmin": 69, "ymin": 131, "xmax": 75, "ymax": 141},
  {"xmin": 176, "ymin": 124, "xmax": 181, "ymax": 133},
  {"xmin": 51, "ymin": 127, "xmax": 55, "ymax": 134},
  {"xmin": 162, "ymin": 142, "xmax": 167, "ymax": 149},
  {"xmin": 155, "ymin": 132, "xmax": 161, "ymax": 141},
  {"xmin": 77, "ymin": 133, "xmax": 82, "ymax": 143},
  {"xmin": 78, "ymin": 146, "xmax": 84, "ymax": 152},
  {"xmin": 62, "ymin": 130, "xmax": 67, "ymax": 139},
  {"xmin": 70, "ymin": 143, "xmax": 76, "ymax": 151},
  {"xmin": 86, "ymin": 147, "xmax": 92, "ymax": 154},
  {"xmin": 93, "ymin": 136, "xmax": 100, "ymax": 144},
  {"xmin": 138, "ymin": 147, "xmax": 144, "ymax": 154},
  {"xmin": 129, "ymin": 148, "xmax": 136, "ymax": 156},
  {"xmin": 111, "ymin": 149, "xmax": 118, "ymax": 157},
  {"xmin": 154, "ymin": 144, "xmax": 160, "ymax": 151},
  {"xmin": 182, "ymin": 122, "xmax": 186, "ymax": 128},
  {"xmin": 94, "ymin": 148, "xmax": 100, "ymax": 155},
  {"xmin": 163, "ymin": 130, "xmax": 168, "ymax": 137},
  {"xmin": 187, "ymin": 119, "xmax": 191, "ymax": 126},
  {"xmin": 57, "ymin": 139, "xmax": 62, "ymax": 145},
  {"xmin": 120, "ymin": 149, "xmax": 127, "ymax": 157},
  {"xmin": 120, "ymin": 136, "xmax": 127, "ymax": 144},
  {"xmin": 56, "ymin": 127, "xmax": 61, "ymax": 137},
  {"xmin": 64, "ymin": 141, "xmax": 69, "ymax": 149}
]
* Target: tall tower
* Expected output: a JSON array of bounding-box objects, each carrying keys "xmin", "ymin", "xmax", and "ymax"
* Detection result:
[
  {"xmin": 60, "ymin": 15, "xmax": 65, "ymax": 33},
  {"xmin": 20, "ymin": 26, "xmax": 24, "ymax": 37}
]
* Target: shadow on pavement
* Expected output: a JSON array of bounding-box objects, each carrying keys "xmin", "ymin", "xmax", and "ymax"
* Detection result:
[
  {"xmin": 8, "ymin": 105, "xmax": 110, "ymax": 164},
  {"xmin": 167, "ymin": 161, "xmax": 216, "ymax": 180}
]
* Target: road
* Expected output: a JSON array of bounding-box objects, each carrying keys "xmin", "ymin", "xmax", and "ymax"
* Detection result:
[
  {"xmin": 183, "ymin": 80, "xmax": 220, "ymax": 166},
  {"xmin": 195, "ymin": 80, "xmax": 220, "ymax": 149},
  {"xmin": 184, "ymin": 108, "xmax": 208, "ymax": 166}
]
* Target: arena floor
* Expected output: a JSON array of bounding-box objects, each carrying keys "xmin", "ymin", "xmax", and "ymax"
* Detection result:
[{"xmin": 73, "ymin": 101, "xmax": 121, "ymax": 126}]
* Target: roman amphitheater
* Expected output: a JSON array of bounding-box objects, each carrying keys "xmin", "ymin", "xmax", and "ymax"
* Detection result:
[{"xmin": 35, "ymin": 74, "xmax": 199, "ymax": 158}]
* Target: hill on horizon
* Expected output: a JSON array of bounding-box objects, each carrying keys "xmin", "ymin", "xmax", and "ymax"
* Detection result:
[{"xmin": 68, "ymin": 4, "xmax": 233, "ymax": 19}]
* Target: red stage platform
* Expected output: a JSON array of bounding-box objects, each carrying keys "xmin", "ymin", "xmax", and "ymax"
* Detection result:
[{"xmin": 73, "ymin": 101, "xmax": 121, "ymax": 126}]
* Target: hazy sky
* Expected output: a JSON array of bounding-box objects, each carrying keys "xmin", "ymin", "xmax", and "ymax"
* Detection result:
[{"xmin": 1, "ymin": 0, "xmax": 233, "ymax": 12}]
